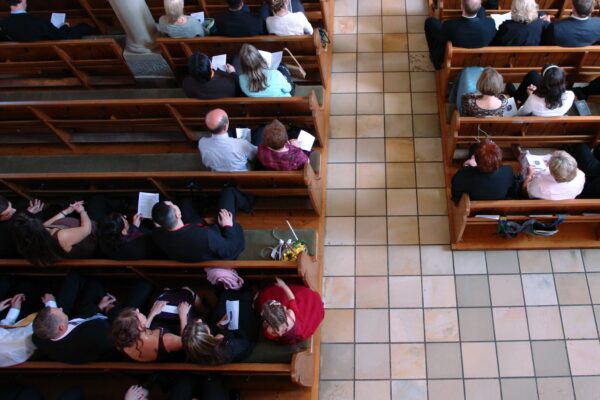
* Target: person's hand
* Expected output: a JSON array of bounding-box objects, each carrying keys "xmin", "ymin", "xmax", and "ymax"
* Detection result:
[
  {"xmin": 178, "ymin": 302, "xmax": 191, "ymax": 317},
  {"xmin": 526, "ymin": 84, "xmax": 537, "ymax": 96},
  {"xmin": 216, "ymin": 313, "xmax": 229, "ymax": 328},
  {"xmin": 463, "ymin": 155, "xmax": 477, "ymax": 167},
  {"xmin": 540, "ymin": 14, "xmax": 552, "ymax": 22},
  {"xmin": 124, "ymin": 385, "xmax": 149, "ymax": 400},
  {"xmin": 527, "ymin": 165, "xmax": 535, "ymax": 176},
  {"xmin": 98, "ymin": 294, "xmax": 116, "ymax": 313},
  {"xmin": 63, "ymin": 201, "xmax": 83, "ymax": 216},
  {"xmin": 71, "ymin": 201, "xmax": 85, "ymax": 214},
  {"xmin": 0, "ymin": 298, "xmax": 11, "ymax": 312},
  {"xmin": 27, "ymin": 199, "xmax": 45, "ymax": 214},
  {"xmin": 217, "ymin": 209, "xmax": 233, "ymax": 228},
  {"xmin": 41, "ymin": 293, "xmax": 55, "ymax": 304},
  {"xmin": 288, "ymin": 139, "xmax": 300, "ymax": 148},
  {"xmin": 10, "ymin": 294, "xmax": 25, "ymax": 309},
  {"xmin": 132, "ymin": 213, "xmax": 143, "ymax": 228},
  {"xmin": 148, "ymin": 300, "xmax": 167, "ymax": 317},
  {"xmin": 226, "ymin": 63, "xmax": 236, "ymax": 73},
  {"xmin": 275, "ymin": 277, "xmax": 287, "ymax": 288}
]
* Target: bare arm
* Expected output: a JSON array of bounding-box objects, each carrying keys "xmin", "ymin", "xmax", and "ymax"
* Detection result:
[
  {"xmin": 55, "ymin": 203, "xmax": 92, "ymax": 252},
  {"xmin": 275, "ymin": 277, "xmax": 295, "ymax": 300}
]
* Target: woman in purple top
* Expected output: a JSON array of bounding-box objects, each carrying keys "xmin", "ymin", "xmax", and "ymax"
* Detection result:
[{"xmin": 257, "ymin": 119, "xmax": 309, "ymax": 171}]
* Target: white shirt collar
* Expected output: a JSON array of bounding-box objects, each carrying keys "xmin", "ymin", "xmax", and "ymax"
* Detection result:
[
  {"xmin": 571, "ymin": 15, "xmax": 590, "ymax": 20},
  {"xmin": 10, "ymin": 10, "xmax": 27, "ymax": 14},
  {"xmin": 463, "ymin": 13, "xmax": 478, "ymax": 19}
]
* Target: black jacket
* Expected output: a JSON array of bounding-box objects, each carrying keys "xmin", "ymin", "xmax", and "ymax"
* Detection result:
[
  {"xmin": 0, "ymin": 13, "xmax": 91, "ymax": 42},
  {"xmin": 183, "ymin": 70, "xmax": 241, "ymax": 99},
  {"xmin": 451, "ymin": 165, "xmax": 518, "ymax": 204},
  {"xmin": 0, "ymin": 218, "xmax": 18, "ymax": 258},
  {"xmin": 442, "ymin": 16, "xmax": 497, "ymax": 49},
  {"xmin": 543, "ymin": 17, "xmax": 600, "ymax": 46},
  {"xmin": 492, "ymin": 18, "xmax": 547, "ymax": 46},
  {"xmin": 214, "ymin": 9, "xmax": 265, "ymax": 37}
]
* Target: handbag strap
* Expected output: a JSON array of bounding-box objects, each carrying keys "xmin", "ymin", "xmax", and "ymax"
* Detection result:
[{"xmin": 283, "ymin": 47, "xmax": 305, "ymax": 74}]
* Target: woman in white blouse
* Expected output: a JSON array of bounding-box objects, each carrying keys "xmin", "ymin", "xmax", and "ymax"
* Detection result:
[
  {"xmin": 516, "ymin": 64, "xmax": 575, "ymax": 116},
  {"xmin": 266, "ymin": 0, "xmax": 313, "ymax": 36}
]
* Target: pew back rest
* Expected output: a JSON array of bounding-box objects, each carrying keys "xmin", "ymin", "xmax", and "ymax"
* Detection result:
[{"xmin": 429, "ymin": 0, "xmax": 571, "ymax": 19}]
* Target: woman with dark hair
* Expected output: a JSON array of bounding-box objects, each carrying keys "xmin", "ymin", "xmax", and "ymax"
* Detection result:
[
  {"xmin": 451, "ymin": 140, "xmax": 519, "ymax": 204},
  {"xmin": 255, "ymin": 278, "xmax": 323, "ymax": 345},
  {"xmin": 238, "ymin": 43, "xmax": 293, "ymax": 97},
  {"xmin": 515, "ymin": 65, "xmax": 575, "ymax": 116},
  {"xmin": 98, "ymin": 213, "xmax": 161, "ymax": 260},
  {"xmin": 182, "ymin": 52, "xmax": 241, "ymax": 99}
]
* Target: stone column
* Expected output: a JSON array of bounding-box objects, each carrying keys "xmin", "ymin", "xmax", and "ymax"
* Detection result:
[{"xmin": 108, "ymin": 0, "xmax": 157, "ymax": 54}]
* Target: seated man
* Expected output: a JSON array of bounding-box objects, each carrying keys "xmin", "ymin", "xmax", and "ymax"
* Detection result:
[
  {"xmin": 424, "ymin": 0, "xmax": 496, "ymax": 70},
  {"xmin": 543, "ymin": 0, "xmax": 600, "ymax": 46},
  {"xmin": 151, "ymin": 188, "xmax": 251, "ymax": 262},
  {"xmin": 32, "ymin": 273, "xmax": 151, "ymax": 364},
  {"xmin": 0, "ymin": 196, "xmax": 44, "ymax": 258},
  {"xmin": 198, "ymin": 108, "xmax": 258, "ymax": 172},
  {"xmin": 0, "ymin": 0, "xmax": 92, "ymax": 42},
  {"xmin": 567, "ymin": 144, "xmax": 600, "ymax": 199},
  {"xmin": 215, "ymin": 0, "xmax": 265, "ymax": 37}
]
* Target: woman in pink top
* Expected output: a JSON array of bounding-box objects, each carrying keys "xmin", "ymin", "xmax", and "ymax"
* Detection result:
[{"xmin": 523, "ymin": 150, "xmax": 585, "ymax": 200}]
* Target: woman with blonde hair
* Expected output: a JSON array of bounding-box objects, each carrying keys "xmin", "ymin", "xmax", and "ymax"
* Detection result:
[
  {"xmin": 238, "ymin": 43, "xmax": 293, "ymax": 97},
  {"xmin": 158, "ymin": 0, "xmax": 204, "ymax": 38},
  {"xmin": 492, "ymin": 0, "xmax": 550, "ymax": 45},
  {"xmin": 522, "ymin": 150, "xmax": 585, "ymax": 200},
  {"xmin": 265, "ymin": 0, "xmax": 313, "ymax": 36},
  {"xmin": 461, "ymin": 67, "xmax": 508, "ymax": 116}
]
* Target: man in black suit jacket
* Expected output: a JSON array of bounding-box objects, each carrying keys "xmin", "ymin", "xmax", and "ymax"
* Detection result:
[
  {"xmin": 215, "ymin": 0, "xmax": 265, "ymax": 37},
  {"xmin": 0, "ymin": 0, "xmax": 92, "ymax": 42},
  {"xmin": 543, "ymin": 0, "xmax": 600, "ymax": 46},
  {"xmin": 32, "ymin": 273, "xmax": 151, "ymax": 364},
  {"xmin": 425, "ymin": 0, "xmax": 496, "ymax": 70},
  {"xmin": 0, "ymin": 196, "xmax": 45, "ymax": 258}
]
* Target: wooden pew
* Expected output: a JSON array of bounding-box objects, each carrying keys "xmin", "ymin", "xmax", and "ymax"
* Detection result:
[
  {"xmin": 156, "ymin": 31, "xmax": 330, "ymax": 89},
  {"xmin": 0, "ymin": 38, "xmax": 134, "ymax": 89},
  {"xmin": 0, "ymin": 91, "xmax": 326, "ymax": 153},
  {"xmin": 451, "ymin": 193, "xmax": 600, "ymax": 249},
  {"xmin": 428, "ymin": 0, "xmax": 572, "ymax": 20}
]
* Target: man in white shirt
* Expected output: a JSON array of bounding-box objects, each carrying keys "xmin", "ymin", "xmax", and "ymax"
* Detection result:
[{"xmin": 198, "ymin": 108, "xmax": 258, "ymax": 172}]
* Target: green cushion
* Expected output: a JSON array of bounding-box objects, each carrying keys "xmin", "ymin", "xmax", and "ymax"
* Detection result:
[{"xmin": 240, "ymin": 228, "xmax": 316, "ymax": 260}]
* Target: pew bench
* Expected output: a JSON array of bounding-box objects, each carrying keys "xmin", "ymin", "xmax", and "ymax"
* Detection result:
[{"xmin": 428, "ymin": 0, "xmax": 572, "ymax": 20}]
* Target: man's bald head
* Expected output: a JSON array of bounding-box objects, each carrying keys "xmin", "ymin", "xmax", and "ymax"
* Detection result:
[
  {"xmin": 205, "ymin": 109, "xmax": 229, "ymax": 134},
  {"xmin": 461, "ymin": 0, "xmax": 481, "ymax": 16}
]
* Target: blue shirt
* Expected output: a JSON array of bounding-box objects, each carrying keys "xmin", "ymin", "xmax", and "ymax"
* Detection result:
[{"xmin": 239, "ymin": 69, "xmax": 292, "ymax": 97}]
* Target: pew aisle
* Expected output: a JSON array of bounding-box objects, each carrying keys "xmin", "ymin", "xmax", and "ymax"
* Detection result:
[{"xmin": 321, "ymin": 0, "xmax": 600, "ymax": 399}]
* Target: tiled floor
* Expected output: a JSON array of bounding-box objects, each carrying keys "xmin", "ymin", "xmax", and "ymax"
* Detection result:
[{"xmin": 320, "ymin": 1, "xmax": 600, "ymax": 399}]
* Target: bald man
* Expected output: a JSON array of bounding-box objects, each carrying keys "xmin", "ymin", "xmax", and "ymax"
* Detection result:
[{"xmin": 198, "ymin": 109, "xmax": 258, "ymax": 171}]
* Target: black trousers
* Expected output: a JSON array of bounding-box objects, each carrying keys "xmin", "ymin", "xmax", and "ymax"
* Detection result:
[
  {"xmin": 0, "ymin": 277, "xmax": 38, "ymax": 318},
  {"xmin": 179, "ymin": 187, "xmax": 253, "ymax": 224},
  {"xmin": 168, "ymin": 375, "xmax": 229, "ymax": 400},
  {"xmin": 514, "ymin": 71, "xmax": 542, "ymax": 105},
  {"xmin": 0, "ymin": 386, "xmax": 84, "ymax": 400}
]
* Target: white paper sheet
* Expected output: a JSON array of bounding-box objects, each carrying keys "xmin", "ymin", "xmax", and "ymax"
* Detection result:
[
  {"xmin": 211, "ymin": 54, "xmax": 227, "ymax": 72},
  {"xmin": 520, "ymin": 152, "xmax": 550, "ymax": 177},
  {"xmin": 503, "ymin": 97, "xmax": 518, "ymax": 116},
  {"xmin": 296, "ymin": 130, "xmax": 315, "ymax": 151},
  {"xmin": 259, "ymin": 50, "xmax": 283, "ymax": 69},
  {"xmin": 51, "ymin": 13, "xmax": 66, "ymax": 28},
  {"xmin": 225, "ymin": 300, "xmax": 239, "ymax": 331},
  {"xmin": 490, "ymin": 12, "xmax": 512, "ymax": 30},
  {"xmin": 137, "ymin": 192, "xmax": 160, "ymax": 219},
  {"xmin": 236, "ymin": 128, "xmax": 251, "ymax": 142},
  {"xmin": 161, "ymin": 305, "xmax": 178, "ymax": 314},
  {"xmin": 191, "ymin": 11, "xmax": 205, "ymax": 23}
]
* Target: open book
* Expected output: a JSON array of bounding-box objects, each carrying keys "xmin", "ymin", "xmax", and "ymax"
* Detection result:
[
  {"xmin": 137, "ymin": 192, "xmax": 160, "ymax": 219},
  {"xmin": 296, "ymin": 130, "xmax": 315, "ymax": 151},
  {"xmin": 236, "ymin": 128, "xmax": 251, "ymax": 142},
  {"xmin": 520, "ymin": 152, "xmax": 550, "ymax": 177},
  {"xmin": 259, "ymin": 50, "xmax": 283, "ymax": 70}
]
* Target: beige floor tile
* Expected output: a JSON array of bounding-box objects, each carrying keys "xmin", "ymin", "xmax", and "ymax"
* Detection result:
[
  {"xmin": 388, "ymin": 216, "xmax": 419, "ymax": 244},
  {"xmin": 383, "ymin": 33, "xmax": 408, "ymax": 52},
  {"xmin": 391, "ymin": 380, "xmax": 427, "ymax": 400},
  {"xmin": 358, "ymin": 16, "xmax": 383, "ymax": 33},
  {"xmin": 567, "ymin": 340, "xmax": 600, "ymax": 375},
  {"xmin": 384, "ymin": 92, "xmax": 412, "ymax": 114},
  {"xmin": 321, "ymin": 343, "xmax": 355, "ymax": 379},
  {"xmin": 526, "ymin": 306, "xmax": 564, "ymax": 340},
  {"xmin": 321, "ymin": 309, "xmax": 355, "ymax": 343},
  {"xmin": 550, "ymin": 249, "xmax": 584, "ymax": 272},
  {"xmin": 462, "ymin": 343, "xmax": 499, "ymax": 378},
  {"xmin": 385, "ymin": 138, "xmax": 414, "ymax": 161},
  {"xmin": 330, "ymin": 115, "xmax": 356, "ymax": 138},
  {"xmin": 419, "ymin": 216, "xmax": 450, "ymax": 244},
  {"xmin": 334, "ymin": 16, "xmax": 358, "ymax": 34},
  {"xmin": 424, "ymin": 308, "xmax": 459, "ymax": 342},
  {"xmin": 489, "ymin": 275, "xmax": 525, "ymax": 306},
  {"xmin": 428, "ymin": 380, "xmax": 464, "ymax": 400},
  {"xmin": 329, "ymin": 138, "xmax": 356, "ymax": 162},
  {"xmin": 332, "ymin": 53, "xmax": 357, "ymax": 73},
  {"xmin": 356, "ymin": 245, "xmax": 388, "ymax": 275},
  {"xmin": 356, "ymin": 343, "xmax": 391, "ymax": 379},
  {"xmin": 417, "ymin": 188, "xmax": 447, "ymax": 215},
  {"xmin": 386, "ymin": 162, "xmax": 416, "ymax": 188},
  {"xmin": 383, "ymin": 72, "xmax": 411, "ymax": 92},
  {"xmin": 325, "ymin": 217, "xmax": 356, "ymax": 245},
  {"xmin": 324, "ymin": 245, "xmax": 355, "ymax": 276},
  {"xmin": 357, "ymin": 138, "xmax": 385, "ymax": 162},
  {"xmin": 423, "ymin": 276, "xmax": 456, "ymax": 307},
  {"xmin": 406, "ymin": 0, "xmax": 429, "ymax": 15},
  {"xmin": 382, "ymin": 0, "xmax": 406, "ymax": 15},
  {"xmin": 319, "ymin": 381, "xmax": 354, "ymax": 400},
  {"xmin": 410, "ymin": 72, "xmax": 436, "ymax": 92},
  {"xmin": 389, "ymin": 276, "xmax": 422, "ymax": 307},
  {"xmin": 356, "ymin": 189, "xmax": 386, "ymax": 216},
  {"xmin": 357, "ymin": 163, "xmax": 386, "ymax": 188},
  {"xmin": 493, "ymin": 307, "xmax": 529, "ymax": 340},
  {"xmin": 561, "ymin": 306, "xmax": 598, "ymax": 339},
  {"xmin": 391, "ymin": 343, "xmax": 426, "ymax": 379},
  {"xmin": 587, "ymin": 273, "xmax": 600, "ymax": 303},
  {"xmin": 357, "ymin": 72, "xmax": 384, "ymax": 93},
  {"xmin": 414, "ymin": 138, "xmax": 442, "ymax": 161},
  {"xmin": 407, "ymin": 33, "xmax": 428, "ymax": 52},
  {"xmin": 357, "ymin": 93, "xmax": 384, "ymax": 114},
  {"xmin": 537, "ymin": 378, "xmax": 574, "ymax": 400},
  {"xmin": 426, "ymin": 343, "xmax": 462, "ymax": 378},
  {"xmin": 411, "ymin": 92, "xmax": 438, "ymax": 114},
  {"xmin": 334, "ymin": 34, "xmax": 358, "ymax": 53},
  {"xmin": 390, "ymin": 308, "xmax": 424, "ymax": 342},
  {"xmin": 497, "ymin": 342, "xmax": 535, "ymax": 377},
  {"xmin": 383, "ymin": 16, "xmax": 407, "ymax": 33},
  {"xmin": 409, "ymin": 52, "xmax": 434, "ymax": 72},
  {"xmin": 323, "ymin": 276, "xmax": 355, "ymax": 308},
  {"xmin": 416, "ymin": 162, "xmax": 445, "ymax": 187},
  {"xmin": 384, "ymin": 52, "xmax": 410, "ymax": 71},
  {"xmin": 326, "ymin": 189, "xmax": 356, "ymax": 216},
  {"xmin": 518, "ymin": 250, "xmax": 552, "ymax": 273},
  {"xmin": 465, "ymin": 380, "xmax": 501, "ymax": 400},
  {"xmin": 420, "ymin": 245, "xmax": 454, "ymax": 274},
  {"xmin": 413, "ymin": 114, "xmax": 441, "ymax": 137},
  {"xmin": 327, "ymin": 163, "xmax": 356, "ymax": 189},
  {"xmin": 330, "ymin": 93, "xmax": 357, "ymax": 115},
  {"xmin": 384, "ymin": 115, "xmax": 413, "ymax": 137},
  {"xmin": 334, "ymin": 0, "xmax": 358, "ymax": 16},
  {"xmin": 583, "ymin": 249, "xmax": 600, "ymax": 271},
  {"xmin": 388, "ymin": 245, "xmax": 421, "ymax": 275},
  {"xmin": 356, "ymin": 216, "xmax": 388, "ymax": 244},
  {"xmin": 357, "ymin": 52, "xmax": 383, "ymax": 71},
  {"xmin": 357, "ymin": 34, "xmax": 383, "ymax": 52},
  {"xmin": 357, "ymin": 115, "xmax": 385, "ymax": 137},
  {"xmin": 387, "ymin": 188, "xmax": 418, "ymax": 215},
  {"xmin": 356, "ymin": 276, "xmax": 389, "ymax": 308},
  {"xmin": 356, "ymin": 381, "xmax": 391, "ymax": 400},
  {"xmin": 521, "ymin": 274, "xmax": 558, "ymax": 305},
  {"xmin": 356, "ymin": 309, "xmax": 390, "ymax": 342},
  {"xmin": 453, "ymin": 251, "xmax": 487, "ymax": 274},
  {"xmin": 332, "ymin": 72, "xmax": 357, "ymax": 93},
  {"xmin": 555, "ymin": 274, "xmax": 591, "ymax": 305},
  {"xmin": 358, "ymin": 0, "xmax": 382, "ymax": 15},
  {"xmin": 407, "ymin": 15, "xmax": 427, "ymax": 33}
]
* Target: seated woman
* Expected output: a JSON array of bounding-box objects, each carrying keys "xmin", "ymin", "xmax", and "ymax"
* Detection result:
[
  {"xmin": 451, "ymin": 139, "xmax": 519, "ymax": 204},
  {"xmin": 461, "ymin": 67, "xmax": 508, "ymax": 117},
  {"xmin": 12, "ymin": 201, "xmax": 96, "ymax": 266},
  {"xmin": 182, "ymin": 52, "xmax": 240, "ymax": 99},
  {"xmin": 158, "ymin": 0, "xmax": 204, "ymax": 38},
  {"xmin": 492, "ymin": 0, "xmax": 550, "ymax": 46},
  {"xmin": 258, "ymin": 119, "xmax": 309, "ymax": 170},
  {"xmin": 522, "ymin": 150, "xmax": 585, "ymax": 200},
  {"xmin": 112, "ymin": 288, "xmax": 195, "ymax": 362},
  {"xmin": 515, "ymin": 65, "xmax": 575, "ymax": 116},
  {"xmin": 255, "ymin": 278, "xmax": 323, "ymax": 345},
  {"xmin": 238, "ymin": 43, "xmax": 293, "ymax": 98},
  {"xmin": 98, "ymin": 213, "xmax": 162, "ymax": 260},
  {"xmin": 265, "ymin": 0, "xmax": 313, "ymax": 36},
  {"xmin": 182, "ymin": 289, "xmax": 259, "ymax": 365}
]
